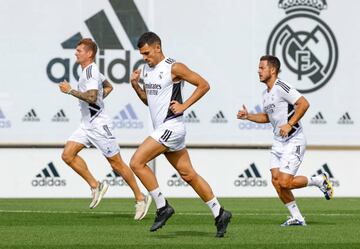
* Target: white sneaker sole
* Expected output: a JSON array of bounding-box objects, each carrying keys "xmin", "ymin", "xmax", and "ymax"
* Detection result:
[
  {"xmin": 90, "ymin": 182, "xmax": 109, "ymax": 209},
  {"xmin": 135, "ymin": 195, "xmax": 152, "ymax": 221}
]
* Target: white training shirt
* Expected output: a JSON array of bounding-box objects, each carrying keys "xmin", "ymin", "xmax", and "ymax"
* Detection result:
[
  {"xmin": 142, "ymin": 58, "xmax": 184, "ymax": 129},
  {"xmin": 262, "ymin": 78, "xmax": 303, "ymax": 142},
  {"xmin": 77, "ymin": 62, "xmax": 109, "ymax": 127}
]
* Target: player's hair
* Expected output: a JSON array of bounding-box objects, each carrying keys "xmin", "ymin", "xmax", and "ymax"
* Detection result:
[
  {"xmin": 137, "ymin": 32, "xmax": 162, "ymax": 49},
  {"xmin": 77, "ymin": 38, "xmax": 98, "ymax": 60},
  {"xmin": 260, "ymin": 55, "xmax": 281, "ymax": 74}
]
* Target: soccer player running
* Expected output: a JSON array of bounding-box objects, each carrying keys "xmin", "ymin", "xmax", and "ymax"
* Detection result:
[
  {"xmin": 237, "ymin": 55, "xmax": 334, "ymax": 226},
  {"xmin": 58, "ymin": 38, "xmax": 151, "ymax": 220},
  {"xmin": 130, "ymin": 32, "xmax": 232, "ymax": 237}
]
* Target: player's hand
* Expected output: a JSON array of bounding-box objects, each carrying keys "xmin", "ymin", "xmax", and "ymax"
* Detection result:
[
  {"xmin": 279, "ymin": 123, "xmax": 292, "ymax": 138},
  {"xmin": 130, "ymin": 69, "xmax": 141, "ymax": 88},
  {"xmin": 59, "ymin": 80, "xmax": 71, "ymax": 94},
  {"xmin": 169, "ymin": 100, "xmax": 185, "ymax": 115},
  {"xmin": 237, "ymin": 105, "xmax": 248, "ymax": 119}
]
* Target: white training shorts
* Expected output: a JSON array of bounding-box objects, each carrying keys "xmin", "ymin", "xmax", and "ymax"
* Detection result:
[
  {"xmin": 151, "ymin": 117, "xmax": 186, "ymax": 152},
  {"xmin": 68, "ymin": 123, "xmax": 120, "ymax": 158},
  {"xmin": 270, "ymin": 131, "xmax": 306, "ymax": 175}
]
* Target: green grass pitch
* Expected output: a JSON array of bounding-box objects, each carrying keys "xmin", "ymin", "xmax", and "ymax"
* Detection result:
[{"xmin": 0, "ymin": 198, "xmax": 359, "ymax": 249}]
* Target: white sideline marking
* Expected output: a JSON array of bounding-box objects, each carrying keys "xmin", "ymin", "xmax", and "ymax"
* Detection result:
[{"xmin": 0, "ymin": 210, "xmax": 357, "ymax": 216}]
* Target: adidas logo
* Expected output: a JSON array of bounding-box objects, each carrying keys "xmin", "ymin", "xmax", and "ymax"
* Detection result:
[
  {"xmin": 112, "ymin": 103, "xmax": 144, "ymax": 129},
  {"xmin": 211, "ymin": 111, "xmax": 228, "ymax": 123},
  {"xmin": 312, "ymin": 163, "xmax": 340, "ymax": 187},
  {"xmin": 46, "ymin": 0, "xmax": 149, "ymax": 84},
  {"xmin": 103, "ymin": 170, "xmax": 128, "ymax": 187},
  {"xmin": 51, "ymin": 109, "xmax": 69, "ymax": 122},
  {"xmin": 184, "ymin": 110, "xmax": 200, "ymax": 123},
  {"xmin": 31, "ymin": 162, "xmax": 66, "ymax": 187},
  {"xmin": 238, "ymin": 105, "xmax": 272, "ymax": 130},
  {"xmin": 338, "ymin": 112, "xmax": 354, "ymax": 124},
  {"xmin": 23, "ymin": 109, "xmax": 40, "ymax": 122},
  {"xmin": 310, "ymin": 111, "xmax": 326, "ymax": 124},
  {"xmin": 0, "ymin": 108, "xmax": 11, "ymax": 128},
  {"xmin": 234, "ymin": 163, "xmax": 268, "ymax": 187},
  {"xmin": 167, "ymin": 173, "xmax": 188, "ymax": 187}
]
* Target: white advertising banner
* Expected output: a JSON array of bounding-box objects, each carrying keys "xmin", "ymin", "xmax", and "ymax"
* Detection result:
[
  {"xmin": 0, "ymin": 0, "xmax": 359, "ymax": 146},
  {"xmin": 0, "ymin": 148, "xmax": 358, "ymax": 198},
  {"xmin": 0, "ymin": 148, "xmax": 148, "ymax": 198},
  {"xmin": 156, "ymin": 148, "xmax": 359, "ymax": 198}
]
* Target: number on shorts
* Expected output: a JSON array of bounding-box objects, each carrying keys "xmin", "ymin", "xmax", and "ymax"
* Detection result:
[
  {"xmin": 103, "ymin": 125, "xmax": 113, "ymax": 136},
  {"xmin": 160, "ymin": 129, "xmax": 172, "ymax": 142}
]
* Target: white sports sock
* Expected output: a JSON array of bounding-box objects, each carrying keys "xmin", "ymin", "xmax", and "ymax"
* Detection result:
[
  {"xmin": 285, "ymin": 201, "xmax": 304, "ymax": 221},
  {"xmin": 206, "ymin": 197, "xmax": 221, "ymax": 218},
  {"xmin": 307, "ymin": 175, "xmax": 323, "ymax": 187},
  {"xmin": 149, "ymin": 188, "xmax": 166, "ymax": 209}
]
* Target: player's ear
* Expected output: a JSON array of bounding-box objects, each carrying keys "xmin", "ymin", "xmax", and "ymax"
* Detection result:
[{"xmin": 155, "ymin": 43, "xmax": 161, "ymax": 52}]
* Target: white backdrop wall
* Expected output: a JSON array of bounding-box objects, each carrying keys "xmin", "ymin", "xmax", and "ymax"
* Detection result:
[
  {"xmin": 0, "ymin": 148, "xmax": 358, "ymax": 198},
  {"xmin": 0, "ymin": 0, "xmax": 359, "ymax": 146}
]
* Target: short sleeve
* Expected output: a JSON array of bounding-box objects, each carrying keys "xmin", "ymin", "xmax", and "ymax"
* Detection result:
[
  {"xmin": 85, "ymin": 65, "xmax": 100, "ymax": 90},
  {"xmin": 277, "ymin": 83, "xmax": 302, "ymax": 105}
]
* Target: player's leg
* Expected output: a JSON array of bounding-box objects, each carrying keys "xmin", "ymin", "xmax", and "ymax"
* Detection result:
[
  {"xmin": 61, "ymin": 141, "xmax": 98, "ymax": 188},
  {"xmin": 270, "ymin": 140, "xmax": 305, "ymax": 226},
  {"xmin": 106, "ymin": 153, "xmax": 152, "ymax": 220},
  {"xmin": 165, "ymin": 148, "xmax": 213, "ymax": 201},
  {"xmin": 165, "ymin": 148, "xmax": 232, "ymax": 237},
  {"xmin": 130, "ymin": 136, "xmax": 167, "ymax": 191},
  {"xmin": 62, "ymin": 140, "xmax": 106, "ymax": 208},
  {"xmin": 271, "ymin": 168, "xmax": 295, "ymax": 204},
  {"xmin": 130, "ymin": 136, "xmax": 173, "ymax": 230}
]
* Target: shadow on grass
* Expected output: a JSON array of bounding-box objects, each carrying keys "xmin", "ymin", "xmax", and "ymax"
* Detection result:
[{"xmin": 154, "ymin": 230, "xmax": 214, "ymax": 239}]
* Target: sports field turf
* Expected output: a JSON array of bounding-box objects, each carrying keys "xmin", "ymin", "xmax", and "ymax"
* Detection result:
[{"xmin": 0, "ymin": 198, "xmax": 359, "ymax": 249}]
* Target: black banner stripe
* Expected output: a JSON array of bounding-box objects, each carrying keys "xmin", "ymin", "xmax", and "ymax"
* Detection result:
[{"xmin": 109, "ymin": 0, "xmax": 149, "ymax": 49}]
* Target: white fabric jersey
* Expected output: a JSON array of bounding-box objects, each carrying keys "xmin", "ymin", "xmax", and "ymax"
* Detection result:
[
  {"xmin": 142, "ymin": 58, "xmax": 184, "ymax": 129},
  {"xmin": 77, "ymin": 62, "xmax": 109, "ymax": 127},
  {"xmin": 262, "ymin": 79, "xmax": 303, "ymax": 142}
]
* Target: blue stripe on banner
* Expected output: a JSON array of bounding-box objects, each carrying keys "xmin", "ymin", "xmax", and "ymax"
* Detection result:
[
  {"xmin": 120, "ymin": 110, "xmax": 129, "ymax": 120},
  {"xmin": 125, "ymin": 104, "xmax": 138, "ymax": 119}
]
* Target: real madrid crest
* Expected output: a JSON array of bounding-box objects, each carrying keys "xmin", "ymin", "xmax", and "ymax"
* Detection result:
[{"xmin": 266, "ymin": 0, "xmax": 338, "ymax": 93}]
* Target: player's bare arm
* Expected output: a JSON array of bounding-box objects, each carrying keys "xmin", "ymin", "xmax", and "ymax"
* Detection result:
[
  {"xmin": 59, "ymin": 80, "xmax": 98, "ymax": 104},
  {"xmin": 102, "ymin": 79, "xmax": 113, "ymax": 99},
  {"xmin": 237, "ymin": 104, "xmax": 270, "ymax": 123},
  {"xmin": 279, "ymin": 96, "xmax": 310, "ymax": 137},
  {"xmin": 131, "ymin": 69, "xmax": 148, "ymax": 106},
  {"xmin": 169, "ymin": 62, "xmax": 210, "ymax": 115}
]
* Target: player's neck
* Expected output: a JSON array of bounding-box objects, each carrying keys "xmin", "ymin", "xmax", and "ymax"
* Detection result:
[
  {"xmin": 80, "ymin": 60, "xmax": 94, "ymax": 70},
  {"xmin": 266, "ymin": 76, "xmax": 277, "ymax": 91},
  {"xmin": 153, "ymin": 55, "xmax": 166, "ymax": 67}
]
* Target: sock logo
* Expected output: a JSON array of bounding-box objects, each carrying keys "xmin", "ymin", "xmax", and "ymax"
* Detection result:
[
  {"xmin": 32, "ymin": 162, "xmax": 66, "ymax": 187},
  {"xmin": 312, "ymin": 163, "xmax": 339, "ymax": 187},
  {"xmin": 167, "ymin": 173, "xmax": 188, "ymax": 187},
  {"xmin": 112, "ymin": 103, "xmax": 144, "ymax": 129},
  {"xmin": 51, "ymin": 109, "xmax": 69, "ymax": 122},
  {"xmin": 103, "ymin": 170, "xmax": 128, "ymax": 187},
  {"xmin": 234, "ymin": 163, "xmax": 268, "ymax": 187},
  {"xmin": 0, "ymin": 108, "xmax": 11, "ymax": 128},
  {"xmin": 238, "ymin": 105, "xmax": 272, "ymax": 130},
  {"xmin": 46, "ymin": 0, "xmax": 149, "ymax": 84},
  {"xmin": 23, "ymin": 109, "xmax": 40, "ymax": 122},
  {"xmin": 184, "ymin": 110, "xmax": 200, "ymax": 123}
]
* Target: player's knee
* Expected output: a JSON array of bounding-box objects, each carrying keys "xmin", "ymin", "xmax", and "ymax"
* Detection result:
[
  {"xmin": 61, "ymin": 151, "xmax": 74, "ymax": 165},
  {"xmin": 279, "ymin": 179, "xmax": 291, "ymax": 189},
  {"xmin": 180, "ymin": 171, "xmax": 197, "ymax": 183},
  {"xmin": 272, "ymin": 177, "xmax": 280, "ymax": 188},
  {"xmin": 129, "ymin": 157, "xmax": 142, "ymax": 172}
]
